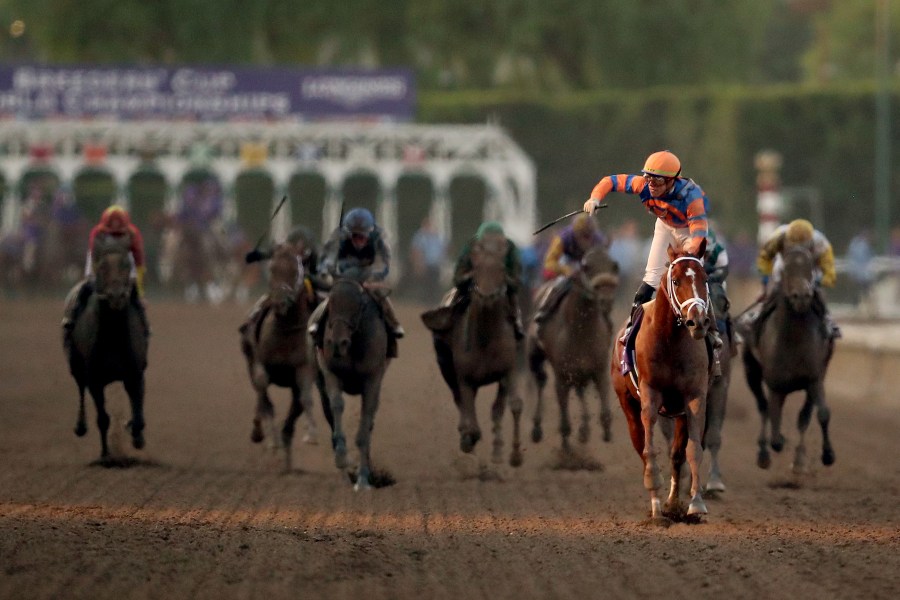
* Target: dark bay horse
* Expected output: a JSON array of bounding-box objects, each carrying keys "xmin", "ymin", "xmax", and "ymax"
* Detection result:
[
  {"xmin": 612, "ymin": 241, "xmax": 712, "ymax": 519},
  {"xmin": 741, "ymin": 245, "xmax": 835, "ymax": 473},
  {"xmin": 315, "ymin": 272, "xmax": 391, "ymax": 490},
  {"xmin": 63, "ymin": 237, "xmax": 148, "ymax": 464},
  {"xmin": 422, "ymin": 232, "xmax": 524, "ymax": 467},
  {"xmin": 159, "ymin": 221, "xmax": 229, "ymax": 303},
  {"xmin": 527, "ymin": 246, "xmax": 619, "ymax": 452},
  {"xmin": 240, "ymin": 244, "xmax": 327, "ymax": 472}
]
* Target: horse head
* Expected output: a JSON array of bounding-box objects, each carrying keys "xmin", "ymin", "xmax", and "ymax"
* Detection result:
[
  {"xmin": 326, "ymin": 278, "xmax": 366, "ymax": 358},
  {"xmin": 664, "ymin": 240, "xmax": 710, "ymax": 341},
  {"xmin": 92, "ymin": 238, "xmax": 133, "ymax": 311},
  {"xmin": 575, "ymin": 246, "xmax": 620, "ymax": 311},
  {"xmin": 469, "ymin": 232, "xmax": 509, "ymax": 303},
  {"xmin": 267, "ymin": 244, "xmax": 305, "ymax": 317},
  {"xmin": 780, "ymin": 246, "xmax": 815, "ymax": 312}
]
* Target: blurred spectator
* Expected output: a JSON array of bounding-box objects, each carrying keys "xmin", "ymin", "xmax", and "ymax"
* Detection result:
[
  {"xmin": 19, "ymin": 182, "xmax": 51, "ymax": 282},
  {"xmin": 890, "ymin": 226, "xmax": 900, "ymax": 257},
  {"xmin": 408, "ymin": 216, "xmax": 447, "ymax": 303},
  {"xmin": 727, "ymin": 230, "xmax": 758, "ymax": 279},
  {"xmin": 846, "ymin": 229, "xmax": 875, "ymax": 305},
  {"xmin": 608, "ymin": 219, "xmax": 644, "ymax": 294}
]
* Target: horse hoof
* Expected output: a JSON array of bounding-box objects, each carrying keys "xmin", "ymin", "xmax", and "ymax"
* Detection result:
[
  {"xmin": 460, "ymin": 432, "xmax": 480, "ymax": 453},
  {"xmin": 822, "ymin": 448, "xmax": 835, "ymax": 466},
  {"xmin": 757, "ymin": 452, "xmax": 771, "ymax": 470},
  {"xmin": 132, "ymin": 433, "xmax": 145, "ymax": 450},
  {"xmin": 602, "ymin": 429, "xmax": 612, "ymax": 443},
  {"xmin": 250, "ymin": 428, "xmax": 263, "ymax": 444},
  {"xmin": 687, "ymin": 498, "xmax": 708, "ymax": 516},
  {"xmin": 74, "ymin": 423, "xmax": 87, "ymax": 437},
  {"xmin": 771, "ymin": 436, "xmax": 785, "ymax": 453},
  {"xmin": 705, "ymin": 479, "xmax": 726, "ymax": 493},
  {"xmin": 577, "ymin": 427, "xmax": 590, "ymax": 444},
  {"xmin": 509, "ymin": 450, "xmax": 523, "ymax": 468},
  {"xmin": 530, "ymin": 426, "xmax": 543, "ymax": 444}
]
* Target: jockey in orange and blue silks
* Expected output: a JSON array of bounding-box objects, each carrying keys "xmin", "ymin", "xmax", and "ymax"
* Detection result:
[{"xmin": 583, "ymin": 150, "xmax": 723, "ymax": 366}]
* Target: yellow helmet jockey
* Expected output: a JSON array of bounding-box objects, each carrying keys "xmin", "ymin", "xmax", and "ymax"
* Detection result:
[
  {"xmin": 786, "ymin": 219, "xmax": 814, "ymax": 244},
  {"xmin": 642, "ymin": 150, "xmax": 682, "ymax": 178}
]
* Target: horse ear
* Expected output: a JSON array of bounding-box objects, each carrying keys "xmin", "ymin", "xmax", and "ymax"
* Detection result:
[
  {"xmin": 666, "ymin": 244, "xmax": 677, "ymax": 262},
  {"xmin": 696, "ymin": 236, "xmax": 707, "ymax": 258}
]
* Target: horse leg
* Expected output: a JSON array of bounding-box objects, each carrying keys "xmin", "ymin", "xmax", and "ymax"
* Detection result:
[
  {"xmin": 639, "ymin": 385, "xmax": 665, "ymax": 518},
  {"xmin": 594, "ymin": 371, "xmax": 613, "ymax": 443},
  {"xmin": 251, "ymin": 387, "xmax": 275, "ymax": 446},
  {"xmin": 490, "ymin": 379, "xmax": 509, "ymax": 464},
  {"xmin": 74, "ymin": 380, "xmax": 88, "ymax": 437},
  {"xmin": 555, "ymin": 378, "xmax": 573, "ymax": 452},
  {"xmin": 743, "ymin": 350, "xmax": 771, "ymax": 469},
  {"xmin": 89, "ymin": 384, "xmax": 111, "ymax": 461},
  {"xmin": 354, "ymin": 375, "xmax": 384, "ymax": 491},
  {"xmin": 576, "ymin": 385, "xmax": 590, "ymax": 444},
  {"xmin": 458, "ymin": 384, "xmax": 481, "ymax": 453},
  {"xmin": 527, "ymin": 338, "xmax": 548, "ymax": 443},
  {"xmin": 685, "ymin": 395, "xmax": 708, "ymax": 516},
  {"xmin": 768, "ymin": 390, "xmax": 787, "ymax": 454},
  {"xmin": 323, "ymin": 371, "xmax": 348, "ymax": 470},
  {"xmin": 812, "ymin": 379, "xmax": 835, "ymax": 466},
  {"xmin": 704, "ymin": 383, "xmax": 727, "ymax": 492},
  {"xmin": 280, "ymin": 385, "xmax": 304, "ymax": 473},
  {"xmin": 665, "ymin": 416, "xmax": 687, "ymax": 515},
  {"xmin": 122, "ymin": 375, "xmax": 145, "ymax": 450},
  {"xmin": 791, "ymin": 387, "xmax": 815, "ymax": 474},
  {"xmin": 508, "ymin": 379, "xmax": 524, "ymax": 468}
]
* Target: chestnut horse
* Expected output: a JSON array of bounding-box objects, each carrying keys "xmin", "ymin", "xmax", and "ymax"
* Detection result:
[
  {"xmin": 315, "ymin": 272, "xmax": 391, "ymax": 490},
  {"xmin": 527, "ymin": 246, "xmax": 620, "ymax": 451},
  {"xmin": 63, "ymin": 237, "xmax": 148, "ymax": 463},
  {"xmin": 612, "ymin": 240, "xmax": 712, "ymax": 519},
  {"xmin": 740, "ymin": 245, "xmax": 835, "ymax": 473},
  {"xmin": 240, "ymin": 244, "xmax": 327, "ymax": 472},
  {"xmin": 422, "ymin": 232, "xmax": 524, "ymax": 466}
]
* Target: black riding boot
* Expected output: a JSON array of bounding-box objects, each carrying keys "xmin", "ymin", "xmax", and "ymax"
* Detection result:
[
  {"xmin": 508, "ymin": 291, "xmax": 525, "ymax": 340},
  {"xmin": 620, "ymin": 282, "xmax": 655, "ymax": 343},
  {"xmin": 62, "ymin": 280, "xmax": 94, "ymax": 331}
]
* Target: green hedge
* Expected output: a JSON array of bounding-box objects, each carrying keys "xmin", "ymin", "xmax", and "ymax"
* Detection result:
[{"xmin": 419, "ymin": 81, "xmax": 900, "ymax": 250}]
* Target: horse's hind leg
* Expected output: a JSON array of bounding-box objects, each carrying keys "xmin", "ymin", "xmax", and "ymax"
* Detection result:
[
  {"xmin": 74, "ymin": 380, "xmax": 88, "ymax": 437},
  {"xmin": 704, "ymin": 384, "xmax": 727, "ymax": 492},
  {"xmin": 555, "ymin": 378, "xmax": 573, "ymax": 452},
  {"xmin": 123, "ymin": 376, "xmax": 145, "ymax": 450},
  {"xmin": 280, "ymin": 386, "xmax": 304, "ymax": 472},
  {"xmin": 743, "ymin": 351, "xmax": 771, "ymax": 469},
  {"xmin": 594, "ymin": 372, "xmax": 613, "ymax": 443},
  {"xmin": 576, "ymin": 386, "xmax": 590, "ymax": 444},
  {"xmin": 251, "ymin": 388, "xmax": 276, "ymax": 447},
  {"xmin": 527, "ymin": 338, "xmax": 548, "ymax": 443},
  {"xmin": 490, "ymin": 380, "xmax": 509, "ymax": 464},
  {"xmin": 684, "ymin": 396, "xmax": 708, "ymax": 517}
]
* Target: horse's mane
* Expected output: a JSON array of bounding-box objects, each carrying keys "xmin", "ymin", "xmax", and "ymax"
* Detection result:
[{"xmin": 93, "ymin": 235, "xmax": 129, "ymax": 259}]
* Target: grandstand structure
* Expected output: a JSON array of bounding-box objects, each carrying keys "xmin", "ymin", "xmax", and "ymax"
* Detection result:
[{"xmin": 0, "ymin": 120, "xmax": 537, "ymax": 276}]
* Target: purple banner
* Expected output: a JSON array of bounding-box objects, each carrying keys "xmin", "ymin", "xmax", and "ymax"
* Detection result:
[{"xmin": 0, "ymin": 65, "xmax": 415, "ymax": 122}]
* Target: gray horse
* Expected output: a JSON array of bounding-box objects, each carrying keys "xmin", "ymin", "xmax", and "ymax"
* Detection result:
[
  {"xmin": 740, "ymin": 245, "xmax": 835, "ymax": 473},
  {"xmin": 527, "ymin": 246, "xmax": 619, "ymax": 452},
  {"xmin": 315, "ymin": 273, "xmax": 391, "ymax": 490},
  {"xmin": 63, "ymin": 237, "xmax": 149, "ymax": 464}
]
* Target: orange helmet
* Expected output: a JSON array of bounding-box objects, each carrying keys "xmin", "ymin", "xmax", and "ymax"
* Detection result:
[
  {"xmin": 642, "ymin": 150, "xmax": 681, "ymax": 178},
  {"xmin": 99, "ymin": 205, "xmax": 131, "ymax": 234}
]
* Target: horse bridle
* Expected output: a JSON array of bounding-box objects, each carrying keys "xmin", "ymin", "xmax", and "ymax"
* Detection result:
[
  {"xmin": 272, "ymin": 256, "xmax": 305, "ymax": 306},
  {"xmin": 328, "ymin": 278, "xmax": 366, "ymax": 333},
  {"xmin": 665, "ymin": 256, "xmax": 708, "ymax": 326},
  {"xmin": 471, "ymin": 280, "xmax": 507, "ymax": 300}
]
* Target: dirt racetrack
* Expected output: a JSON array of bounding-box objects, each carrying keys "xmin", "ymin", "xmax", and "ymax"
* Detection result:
[{"xmin": 1, "ymin": 296, "xmax": 898, "ymax": 600}]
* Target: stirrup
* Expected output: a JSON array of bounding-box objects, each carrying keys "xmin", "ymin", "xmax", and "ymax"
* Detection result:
[
  {"xmin": 307, "ymin": 322, "xmax": 318, "ymax": 335},
  {"xmin": 710, "ymin": 331, "xmax": 724, "ymax": 350},
  {"xmin": 392, "ymin": 325, "xmax": 405, "ymax": 339}
]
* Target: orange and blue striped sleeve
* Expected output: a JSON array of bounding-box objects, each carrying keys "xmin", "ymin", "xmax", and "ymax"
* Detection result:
[{"xmin": 589, "ymin": 174, "xmax": 646, "ymax": 200}]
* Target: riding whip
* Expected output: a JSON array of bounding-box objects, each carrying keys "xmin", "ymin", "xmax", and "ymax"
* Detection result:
[
  {"xmin": 252, "ymin": 194, "xmax": 288, "ymax": 251},
  {"xmin": 532, "ymin": 204, "xmax": 607, "ymax": 236}
]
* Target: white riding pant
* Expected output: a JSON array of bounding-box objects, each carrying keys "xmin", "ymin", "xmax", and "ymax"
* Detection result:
[{"xmin": 643, "ymin": 218, "xmax": 695, "ymax": 288}]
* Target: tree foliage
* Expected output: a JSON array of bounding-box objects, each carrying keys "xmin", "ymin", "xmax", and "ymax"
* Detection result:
[{"xmin": 2, "ymin": 0, "xmax": 896, "ymax": 91}]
